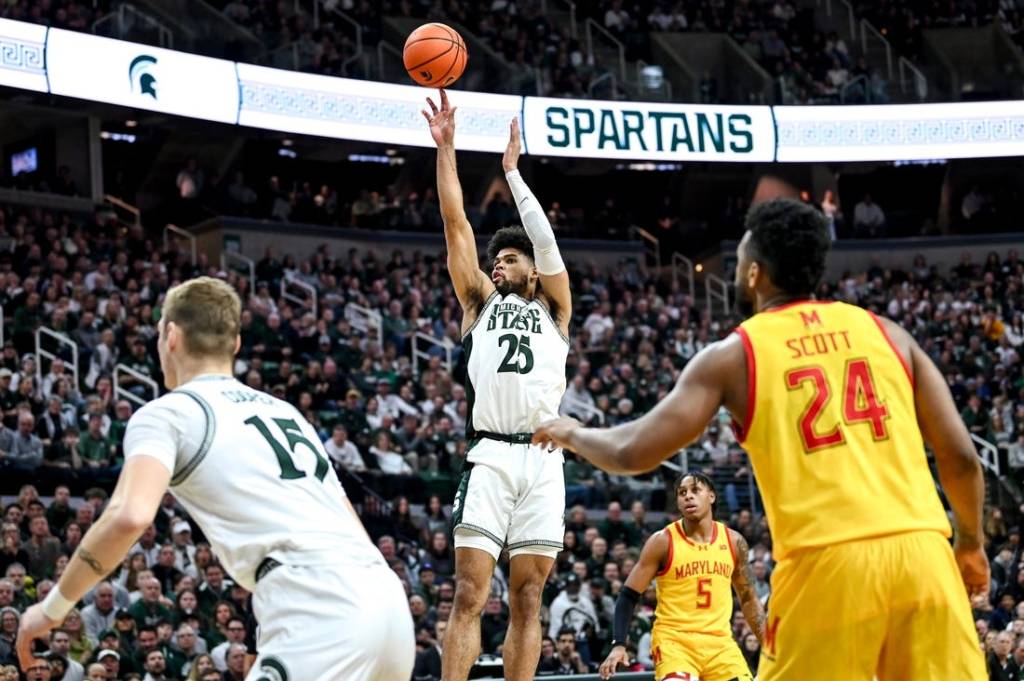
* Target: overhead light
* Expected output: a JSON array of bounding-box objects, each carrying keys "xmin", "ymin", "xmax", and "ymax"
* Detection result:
[
  {"xmin": 125, "ymin": 119, "xmax": 138, "ymax": 128},
  {"xmin": 281, "ymin": 139, "xmax": 294, "ymax": 147},
  {"xmin": 100, "ymin": 131, "xmax": 137, "ymax": 143},
  {"xmin": 695, "ymin": 263, "xmax": 704, "ymax": 273},
  {"xmin": 385, "ymin": 148, "xmax": 397, "ymax": 156},
  {"xmin": 278, "ymin": 147, "xmax": 297, "ymax": 158}
]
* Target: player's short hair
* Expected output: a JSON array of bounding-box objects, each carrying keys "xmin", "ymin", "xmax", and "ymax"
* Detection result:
[
  {"xmin": 744, "ymin": 198, "xmax": 830, "ymax": 296},
  {"xmin": 486, "ymin": 226, "xmax": 534, "ymax": 265},
  {"xmin": 162, "ymin": 277, "xmax": 241, "ymax": 361}
]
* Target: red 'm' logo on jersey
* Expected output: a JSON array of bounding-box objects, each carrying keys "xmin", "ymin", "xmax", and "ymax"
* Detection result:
[{"xmin": 799, "ymin": 310, "xmax": 822, "ymax": 329}]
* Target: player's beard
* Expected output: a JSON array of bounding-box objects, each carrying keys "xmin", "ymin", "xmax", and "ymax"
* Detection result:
[
  {"xmin": 496, "ymin": 274, "xmax": 529, "ymax": 298},
  {"xmin": 734, "ymin": 282, "xmax": 756, "ymax": 318}
]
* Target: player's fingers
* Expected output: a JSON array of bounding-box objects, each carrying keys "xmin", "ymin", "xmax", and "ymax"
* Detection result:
[
  {"xmin": 421, "ymin": 110, "xmax": 432, "ymax": 123},
  {"xmin": 426, "ymin": 97, "xmax": 439, "ymax": 115},
  {"xmin": 450, "ymin": 106, "xmax": 458, "ymax": 119},
  {"xmin": 439, "ymin": 88, "xmax": 449, "ymax": 109}
]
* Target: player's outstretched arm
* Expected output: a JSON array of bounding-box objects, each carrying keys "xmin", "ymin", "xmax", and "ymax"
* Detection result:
[
  {"xmin": 16, "ymin": 456, "xmax": 169, "ymax": 670},
  {"xmin": 502, "ymin": 117, "xmax": 571, "ymax": 335},
  {"xmin": 729, "ymin": 529, "xmax": 766, "ymax": 644},
  {"xmin": 421, "ymin": 89, "xmax": 493, "ymax": 318},
  {"xmin": 600, "ymin": 530, "xmax": 669, "ymax": 680},
  {"xmin": 534, "ymin": 336, "xmax": 741, "ymax": 474},
  {"xmin": 892, "ymin": 321, "xmax": 988, "ymax": 600}
]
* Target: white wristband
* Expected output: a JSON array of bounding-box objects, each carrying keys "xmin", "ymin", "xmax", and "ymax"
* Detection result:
[{"xmin": 41, "ymin": 586, "xmax": 75, "ymax": 622}]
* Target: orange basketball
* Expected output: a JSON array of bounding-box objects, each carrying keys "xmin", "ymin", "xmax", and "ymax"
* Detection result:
[{"xmin": 403, "ymin": 23, "xmax": 468, "ymax": 88}]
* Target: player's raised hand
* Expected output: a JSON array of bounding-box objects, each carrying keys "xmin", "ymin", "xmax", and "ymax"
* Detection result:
[
  {"xmin": 421, "ymin": 89, "xmax": 457, "ymax": 148},
  {"xmin": 954, "ymin": 538, "xmax": 990, "ymax": 602},
  {"xmin": 16, "ymin": 604, "xmax": 59, "ymax": 672},
  {"xmin": 598, "ymin": 645, "xmax": 630, "ymax": 679},
  {"xmin": 502, "ymin": 116, "xmax": 522, "ymax": 173},
  {"xmin": 533, "ymin": 416, "xmax": 581, "ymax": 452}
]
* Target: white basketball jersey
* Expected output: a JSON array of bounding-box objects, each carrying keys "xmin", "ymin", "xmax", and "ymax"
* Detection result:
[
  {"xmin": 464, "ymin": 292, "xmax": 569, "ymax": 436},
  {"xmin": 123, "ymin": 375, "xmax": 380, "ymax": 590}
]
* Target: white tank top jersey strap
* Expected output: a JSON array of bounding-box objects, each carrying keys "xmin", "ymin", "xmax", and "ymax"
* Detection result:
[
  {"xmin": 463, "ymin": 291, "xmax": 569, "ymax": 439},
  {"xmin": 122, "ymin": 375, "xmax": 383, "ymax": 590}
]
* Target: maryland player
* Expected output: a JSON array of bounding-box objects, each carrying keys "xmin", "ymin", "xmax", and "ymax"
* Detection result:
[
  {"xmin": 599, "ymin": 473, "xmax": 761, "ymax": 681},
  {"xmin": 534, "ymin": 198, "xmax": 988, "ymax": 679}
]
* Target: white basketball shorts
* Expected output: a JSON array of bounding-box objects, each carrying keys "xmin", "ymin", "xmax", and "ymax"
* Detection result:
[
  {"xmin": 451, "ymin": 437, "xmax": 565, "ymax": 561},
  {"xmin": 247, "ymin": 560, "xmax": 414, "ymax": 681}
]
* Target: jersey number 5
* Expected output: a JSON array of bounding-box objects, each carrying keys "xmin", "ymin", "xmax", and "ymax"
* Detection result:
[
  {"xmin": 245, "ymin": 415, "xmax": 330, "ymax": 482},
  {"xmin": 785, "ymin": 358, "xmax": 890, "ymax": 453},
  {"xmin": 696, "ymin": 578, "xmax": 712, "ymax": 609},
  {"xmin": 497, "ymin": 334, "xmax": 534, "ymax": 374}
]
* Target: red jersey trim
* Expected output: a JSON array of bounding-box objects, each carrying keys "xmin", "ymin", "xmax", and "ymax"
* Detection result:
[
  {"xmin": 656, "ymin": 528, "xmax": 675, "ymax": 576},
  {"xmin": 676, "ymin": 521, "xmax": 717, "ymax": 546},
  {"xmin": 724, "ymin": 526, "xmax": 737, "ymax": 565},
  {"xmin": 762, "ymin": 298, "xmax": 837, "ymax": 314},
  {"xmin": 867, "ymin": 311, "xmax": 914, "ymax": 388},
  {"xmin": 734, "ymin": 327, "xmax": 756, "ymax": 444}
]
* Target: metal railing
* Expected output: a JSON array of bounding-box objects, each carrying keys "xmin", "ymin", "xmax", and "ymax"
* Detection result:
[
  {"xmin": 92, "ymin": 3, "xmax": 174, "ymax": 48},
  {"xmin": 35, "ymin": 327, "xmax": 79, "ymax": 391},
  {"xmin": 898, "ymin": 56, "xmax": 927, "ymax": 100},
  {"xmin": 104, "ymin": 195, "xmax": 141, "ymax": 228},
  {"xmin": 840, "ymin": 74, "xmax": 870, "ymax": 103},
  {"xmin": 628, "ymin": 226, "xmax": 661, "ymax": 267},
  {"xmin": 163, "ymin": 224, "xmax": 196, "ymax": 266},
  {"xmin": 560, "ymin": 394, "xmax": 606, "ymax": 425},
  {"xmin": 704, "ymin": 273, "xmax": 730, "ymax": 318},
  {"xmin": 972, "ymin": 433, "xmax": 1001, "ymax": 476},
  {"xmin": 113, "ymin": 363, "xmax": 160, "ymax": 408},
  {"xmin": 265, "ymin": 42, "xmax": 300, "ymax": 71},
  {"xmin": 321, "ymin": 3, "xmax": 364, "ymax": 75},
  {"xmin": 347, "ymin": 303, "xmax": 383, "ymax": 348},
  {"xmin": 819, "ymin": 0, "xmax": 858, "ymax": 44},
  {"xmin": 587, "ymin": 71, "xmax": 618, "ymax": 99},
  {"xmin": 671, "ymin": 252, "xmax": 695, "ymax": 304},
  {"xmin": 860, "ymin": 19, "xmax": 893, "ymax": 81},
  {"xmin": 412, "ymin": 332, "xmax": 454, "ymax": 376},
  {"xmin": 221, "ymin": 251, "xmax": 256, "ymax": 295},
  {"xmin": 376, "ymin": 40, "xmax": 404, "ymax": 82},
  {"xmin": 540, "ymin": 0, "xmax": 578, "ymax": 40},
  {"xmin": 281, "ymin": 274, "xmax": 318, "ymax": 319},
  {"xmin": 585, "ymin": 18, "xmax": 627, "ymax": 83}
]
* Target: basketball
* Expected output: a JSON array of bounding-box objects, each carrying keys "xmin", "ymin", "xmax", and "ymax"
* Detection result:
[{"xmin": 403, "ymin": 22, "xmax": 468, "ymax": 88}]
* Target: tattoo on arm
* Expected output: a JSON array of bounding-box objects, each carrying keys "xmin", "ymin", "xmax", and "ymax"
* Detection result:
[
  {"xmin": 731, "ymin": 531, "xmax": 767, "ymax": 644},
  {"xmin": 76, "ymin": 547, "xmax": 105, "ymax": 576}
]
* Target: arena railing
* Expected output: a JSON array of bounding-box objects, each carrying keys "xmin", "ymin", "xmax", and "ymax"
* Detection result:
[
  {"xmin": 104, "ymin": 194, "xmax": 141, "ymax": 229},
  {"xmin": 671, "ymin": 252, "xmax": 696, "ymax": 304},
  {"xmin": 220, "ymin": 251, "xmax": 256, "ymax": 295},
  {"xmin": 280, "ymin": 273, "xmax": 318, "ymax": 319},
  {"xmin": 164, "ymin": 224, "xmax": 197, "ymax": 266},
  {"xmin": 972, "ymin": 433, "xmax": 1001, "ymax": 476},
  {"xmin": 113, "ymin": 363, "xmax": 161, "ymax": 408},
  {"xmin": 704, "ymin": 272, "xmax": 731, "ymax": 319},
  {"xmin": 560, "ymin": 394, "xmax": 606, "ymax": 425},
  {"xmin": 413, "ymin": 331, "xmax": 455, "ymax": 376},
  {"xmin": 628, "ymin": 226, "xmax": 661, "ymax": 267},
  {"xmin": 345, "ymin": 303, "xmax": 383, "ymax": 348},
  {"xmin": 35, "ymin": 327, "xmax": 79, "ymax": 392},
  {"xmin": 585, "ymin": 17, "xmax": 627, "ymax": 85}
]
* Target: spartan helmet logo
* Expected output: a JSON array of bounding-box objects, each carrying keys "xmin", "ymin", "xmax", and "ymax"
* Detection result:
[
  {"xmin": 253, "ymin": 657, "xmax": 288, "ymax": 681},
  {"xmin": 419, "ymin": 70, "xmax": 432, "ymax": 81},
  {"xmin": 129, "ymin": 54, "xmax": 158, "ymax": 99}
]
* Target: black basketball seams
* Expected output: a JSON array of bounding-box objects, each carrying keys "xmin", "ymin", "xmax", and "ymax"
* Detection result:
[
  {"xmin": 433, "ymin": 43, "xmax": 465, "ymax": 86},
  {"xmin": 405, "ymin": 39, "xmax": 458, "ymax": 73}
]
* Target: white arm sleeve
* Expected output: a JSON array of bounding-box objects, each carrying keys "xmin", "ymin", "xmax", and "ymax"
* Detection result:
[
  {"xmin": 123, "ymin": 393, "xmax": 201, "ymax": 477},
  {"xmin": 505, "ymin": 169, "xmax": 565, "ymax": 276}
]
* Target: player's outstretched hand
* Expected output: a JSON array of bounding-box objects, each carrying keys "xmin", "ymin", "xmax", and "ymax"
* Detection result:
[
  {"xmin": 16, "ymin": 604, "xmax": 59, "ymax": 671},
  {"xmin": 422, "ymin": 89, "xmax": 457, "ymax": 148},
  {"xmin": 533, "ymin": 417, "xmax": 581, "ymax": 452},
  {"xmin": 502, "ymin": 116, "xmax": 521, "ymax": 173},
  {"xmin": 598, "ymin": 645, "xmax": 630, "ymax": 680},
  {"xmin": 954, "ymin": 538, "xmax": 990, "ymax": 602}
]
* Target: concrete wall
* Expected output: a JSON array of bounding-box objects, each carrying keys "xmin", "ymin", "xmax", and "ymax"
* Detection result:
[
  {"xmin": 191, "ymin": 217, "xmax": 646, "ymax": 269},
  {"xmin": 704, "ymin": 232, "xmax": 1024, "ymax": 281}
]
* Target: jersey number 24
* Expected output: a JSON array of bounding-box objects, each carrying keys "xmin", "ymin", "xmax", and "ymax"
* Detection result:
[{"xmin": 785, "ymin": 358, "xmax": 890, "ymax": 453}]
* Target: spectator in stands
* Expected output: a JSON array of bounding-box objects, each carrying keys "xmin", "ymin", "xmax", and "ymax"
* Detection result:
[
  {"xmin": 210, "ymin": 618, "xmax": 247, "ymax": 672},
  {"xmin": 48, "ymin": 628, "xmax": 85, "ymax": 680},
  {"xmin": 538, "ymin": 627, "xmax": 589, "ymax": 675},
  {"xmin": 990, "ymin": 630, "xmax": 1018, "ymax": 680},
  {"xmin": 81, "ymin": 582, "xmax": 117, "ymax": 645},
  {"xmin": 853, "ymin": 193, "xmax": 887, "ymax": 237},
  {"xmin": 548, "ymin": 574, "xmax": 599, "ymax": 640},
  {"xmin": 24, "ymin": 514, "xmax": 60, "ymax": 579},
  {"xmin": 3, "ymin": 411, "xmax": 43, "ymax": 473}
]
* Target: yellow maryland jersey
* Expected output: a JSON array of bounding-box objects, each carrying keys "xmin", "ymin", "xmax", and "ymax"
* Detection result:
[
  {"xmin": 654, "ymin": 521, "xmax": 736, "ymax": 636},
  {"xmin": 734, "ymin": 300, "xmax": 950, "ymax": 561}
]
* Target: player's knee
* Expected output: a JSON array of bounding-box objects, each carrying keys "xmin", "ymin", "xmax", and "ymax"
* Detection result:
[
  {"xmin": 509, "ymin": 580, "xmax": 543, "ymax": 618},
  {"xmin": 452, "ymin": 576, "xmax": 490, "ymax": 615}
]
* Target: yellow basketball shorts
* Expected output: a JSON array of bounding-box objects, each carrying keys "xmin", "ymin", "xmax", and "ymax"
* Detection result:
[
  {"xmin": 758, "ymin": 530, "xmax": 986, "ymax": 680},
  {"xmin": 651, "ymin": 629, "xmax": 753, "ymax": 681}
]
